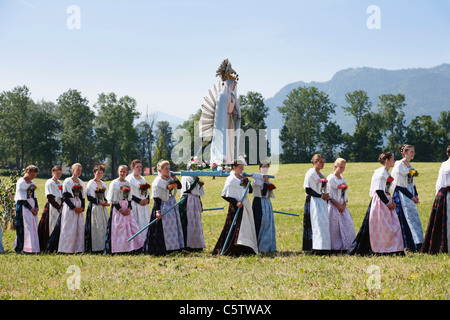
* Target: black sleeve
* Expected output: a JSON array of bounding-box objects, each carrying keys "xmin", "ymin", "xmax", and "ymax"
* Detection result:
[
  {"xmin": 375, "ymin": 190, "xmax": 389, "ymax": 205},
  {"xmin": 47, "ymin": 194, "xmax": 61, "ymax": 211},
  {"xmin": 305, "ymin": 187, "xmax": 322, "ymax": 198},
  {"xmin": 113, "ymin": 203, "xmax": 121, "ymax": 211},
  {"xmin": 132, "ymin": 195, "xmax": 142, "ymax": 204},
  {"xmin": 397, "ymin": 186, "xmax": 414, "ymax": 199},
  {"xmin": 87, "ymin": 195, "xmax": 98, "ymax": 205},
  {"xmin": 176, "ymin": 180, "xmax": 182, "ymax": 189},
  {"xmin": 62, "ymin": 192, "xmax": 76, "ymax": 210},
  {"xmin": 261, "ymin": 183, "xmax": 269, "ymax": 197},
  {"xmin": 153, "ymin": 198, "xmax": 162, "ymax": 211},
  {"xmin": 34, "ymin": 197, "xmax": 39, "ymax": 209},
  {"xmin": 22, "ymin": 200, "xmax": 33, "ymax": 210},
  {"xmin": 414, "ymin": 186, "xmax": 418, "ymax": 197},
  {"xmin": 80, "ymin": 197, "xmax": 85, "ymax": 210},
  {"xmin": 248, "ymin": 183, "xmax": 253, "ymax": 194},
  {"xmin": 222, "ymin": 196, "xmax": 238, "ymax": 207}
]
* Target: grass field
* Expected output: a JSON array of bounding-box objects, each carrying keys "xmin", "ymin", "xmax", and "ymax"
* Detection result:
[{"xmin": 0, "ymin": 162, "xmax": 448, "ymax": 300}]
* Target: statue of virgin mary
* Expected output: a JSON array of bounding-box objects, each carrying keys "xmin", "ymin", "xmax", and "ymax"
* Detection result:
[{"xmin": 199, "ymin": 59, "xmax": 241, "ymax": 165}]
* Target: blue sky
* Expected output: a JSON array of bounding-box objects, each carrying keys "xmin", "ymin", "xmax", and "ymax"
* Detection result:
[{"xmin": 1, "ymin": 0, "xmax": 449, "ymax": 120}]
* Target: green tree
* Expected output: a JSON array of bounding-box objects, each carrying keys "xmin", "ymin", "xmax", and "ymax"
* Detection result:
[
  {"xmin": 343, "ymin": 90, "xmax": 372, "ymax": 126},
  {"xmin": 28, "ymin": 100, "xmax": 61, "ymax": 174},
  {"xmin": 94, "ymin": 93, "xmax": 140, "ymax": 178},
  {"xmin": 153, "ymin": 121, "xmax": 175, "ymax": 168},
  {"xmin": 136, "ymin": 111, "xmax": 157, "ymax": 172},
  {"xmin": 341, "ymin": 112, "xmax": 384, "ymax": 162},
  {"xmin": 405, "ymin": 115, "xmax": 441, "ymax": 162},
  {"xmin": 0, "ymin": 85, "xmax": 33, "ymax": 169},
  {"xmin": 436, "ymin": 111, "xmax": 450, "ymax": 160},
  {"xmin": 377, "ymin": 93, "xmax": 406, "ymax": 155},
  {"xmin": 278, "ymin": 86, "xmax": 337, "ymax": 163},
  {"xmin": 57, "ymin": 89, "xmax": 95, "ymax": 172},
  {"xmin": 238, "ymin": 91, "xmax": 270, "ymax": 164}
]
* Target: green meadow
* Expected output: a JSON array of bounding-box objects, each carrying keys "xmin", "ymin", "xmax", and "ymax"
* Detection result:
[{"xmin": 0, "ymin": 162, "xmax": 448, "ymax": 300}]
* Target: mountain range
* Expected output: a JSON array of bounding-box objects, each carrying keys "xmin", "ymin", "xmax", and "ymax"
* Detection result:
[{"xmin": 264, "ymin": 63, "xmax": 450, "ymax": 134}]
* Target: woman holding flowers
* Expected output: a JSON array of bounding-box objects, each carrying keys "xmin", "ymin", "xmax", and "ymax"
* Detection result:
[
  {"xmin": 104, "ymin": 165, "xmax": 144, "ymax": 254},
  {"xmin": 302, "ymin": 154, "xmax": 331, "ymax": 254},
  {"xmin": 326, "ymin": 158, "xmax": 355, "ymax": 253},
  {"xmin": 126, "ymin": 159, "xmax": 151, "ymax": 241},
  {"xmin": 14, "ymin": 165, "xmax": 40, "ymax": 253},
  {"xmin": 46, "ymin": 163, "xmax": 86, "ymax": 253},
  {"xmin": 143, "ymin": 160, "xmax": 184, "ymax": 255},
  {"xmin": 212, "ymin": 158, "xmax": 258, "ymax": 256},
  {"xmin": 421, "ymin": 145, "xmax": 450, "ymax": 254},
  {"xmin": 179, "ymin": 158, "xmax": 206, "ymax": 251},
  {"xmin": 349, "ymin": 153, "xmax": 404, "ymax": 255},
  {"xmin": 85, "ymin": 165, "xmax": 110, "ymax": 253},
  {"xmin": 252, "ymin": 161, "xmax": 277, "ymax": 253},
  {"xmin": 38, "ymin": 165, "xmax": 63, "ymax": 250},
  {"xmin": 390, "ymin": 144, "xmax": 423, "ymax": 251}
]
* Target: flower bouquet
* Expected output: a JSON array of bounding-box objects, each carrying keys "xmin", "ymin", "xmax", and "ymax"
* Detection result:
[
  {"xmin": 240, "ymin": 177, "xmax": 249, "ymax": 187},
  {"xmin": 72, "ymin": 184, "xmax": 83, "ymax": 198},
  {"xmin": 338, "ymin": 183, "xmax": 348, "ymax": 199},
  {"xmin": 27, "ymin": 184, "xmax": 37, "ymax": 198},
  {"xmin": 267, "ymin": 183, "xmax": 276, "ymax": 190},
  {"xmin": 139, "ymin": 183, "xmax": 151, "ymax": 197},
  {"xmin": 121, "ymin": 186, "xmax": 131, "ymax": 199},
  {"xmin": 95, "ymin": 186, "xmax": 106, "ymax": 201},
  {"xmin": 318, "ymin": 175, "xmax": 328, "ymax": 193}
]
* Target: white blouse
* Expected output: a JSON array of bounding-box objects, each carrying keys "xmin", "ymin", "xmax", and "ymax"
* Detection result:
[
  {"xmin": 221, "ymin": 171, "xmax": 248, "ymax": 201},
  {"xmin": 45, "ymin": 178, "xmax": 63, "ymax": 200},
  {"xmin": 86, "ymin": 179, "xmax": 108, "ymax": 201},
  {"xmin": 14, "ymin": 177, "xmax": 36, "ymax": 202},
  {"xmin": 252, "ymin": 173, "xmax": 275, "ymax": 199},
  {"xmin": 390, "ymin": 160, "xmax": 415, "ymax": 192},
  {"xmin": 369, "ymin": 167, "xmax": 391, "ymax": 197},
  {"xmin": 106, "ymin": 179, "xmax": 131, "ymax": 203},
  {"xmin": 303, "ymin": 168, "xmax": 326, "ymax": 195},
  {"xmin": 181, "ymin": 176, "xmax": 205, "ymax": 197},
  {"xmin": 126, "ymin": 174, "xmax": 150, "ymax": 199},
  {"xmin": 435, "ymin": 159, "xmax": 450, "ymax": 194},
  {"xmin": 63, "ymin": 177, "xmax": 86, "ymax": 198},
  {"xmin": 151, "ymin": 175, "xmax": 177, "ymax": 202},
  {"xmin": 326, "ymin": 173, "xmax": 348, "ymax": 203}
]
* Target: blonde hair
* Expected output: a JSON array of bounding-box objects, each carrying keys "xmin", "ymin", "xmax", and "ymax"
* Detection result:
[
  {"xmin": 334, "ymin": 158, "xmax": 346, "ymax": 166},
  {"xmin": 71, "ymin": 163, "xmax": 82, "ymax": 172},
  {"xmin": 157, "ymin": 160, "xmax": 170, "ymax": 172},
  {"xmin": 118, "ymin": 164, "xmax": 128, "ymax": 172}
]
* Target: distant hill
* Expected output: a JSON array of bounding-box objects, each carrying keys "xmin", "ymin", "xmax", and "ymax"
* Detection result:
[
  {"xmin": 264, "ymin": 63, "xmax": 450, "ymax": 134},
  {"xmin": 137, "ymin": 110, "xmax": 186, "ymax": 130}
]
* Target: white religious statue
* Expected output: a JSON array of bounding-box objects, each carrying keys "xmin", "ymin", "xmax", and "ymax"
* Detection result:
[{"xmin": 199, "ymin": 59, "xmax": 241, "ymax": 166}]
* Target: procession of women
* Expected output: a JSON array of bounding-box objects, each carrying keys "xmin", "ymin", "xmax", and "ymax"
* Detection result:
[{"xmin": 1, "ymin": 60, "xmax": 449, "ymax": 257}]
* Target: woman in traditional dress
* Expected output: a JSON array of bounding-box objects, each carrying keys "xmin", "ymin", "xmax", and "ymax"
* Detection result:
[
  {"xmin": 390, "ymin": 144, "xmax": 423, "ymax": 252},
  {"xmin": 212, "ymin": 158, "xmax": 258, "ymax": 256},
  {"xmin": 349, "ymin": 153, "xmax": 404, "ymax": 255},
  {"xmin": 45, "ymin": 163, "xmax": 86, "ymax": 253},
  {"xmin": 252, "ymin": 161, "xmax": 277, "ymax": 253},
  {"xmin": 84, "ymin": 165, "xmax": 110, "ymax": 253},
  {"xmin": 179, "ymin": 160, "xmax": 206, "ymax": 251},
  {"xmin": 104, "ymin": 165, "xmax": 144, "ymax": 254},
  {"xmin": 14, "ymin": 165, "xmax": 40, "ymax": 253},
  {"xmin": 302, "ymin": 154, "xmax": 331, "ymax": 254},
  {"xmin": 326, "ymin": 158, "xmax": 355, "ymax": 253},
  {"xmin": 143, "ymin": 160, "xmax": 184, "ymax": 255},
  {"xmin": 38, "ymin": 166, "xmax": 63, "ymax": 250},
  {"xmin": 126, "ymin": 159, "xmax": 151, "ymax": 241},
  {"xmin": 421, "ymin": 145, "xmax": 450, "ymax": 254}
]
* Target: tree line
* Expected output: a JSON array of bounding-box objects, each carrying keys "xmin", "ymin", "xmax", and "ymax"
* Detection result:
[
  {"xmin": 0, "ymin": 85, "xmax": 174, "ymax": 178},
  {"xmin": 278, "ymin": 87, "xmax": 449, "ymax": 163},
  {"xmin": 1, "ymin": 85, "xmax": 448, "ymax": 179}
]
